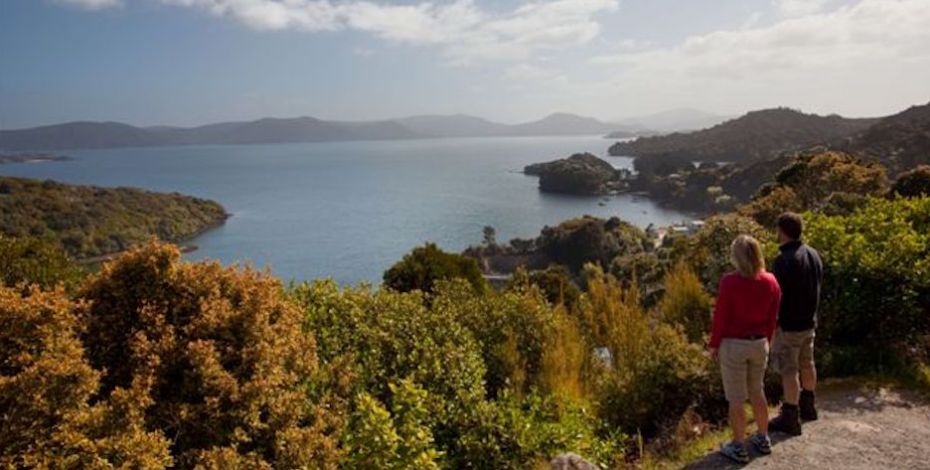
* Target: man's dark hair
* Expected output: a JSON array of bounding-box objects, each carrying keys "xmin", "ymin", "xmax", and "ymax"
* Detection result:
[{"xmin": 777, "ymin": 212, "xmax": 803, "ymax": 240}]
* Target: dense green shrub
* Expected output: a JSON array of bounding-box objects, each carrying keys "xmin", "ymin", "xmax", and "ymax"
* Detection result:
[
  {"xmin": 345, "ymin": 380, "xmax": 442, "ymax": 469},
  {"xmin": 78, "ymin": 242, "xmax": 340, "ymax": 468},
  {"xmin": 0, "ymin": 235, "xmax": 82, "ymax": 290},
  {"xmin": 449, "ymin": 391, "xmax": 626, "ymax": 470},
  {"xmin": 804, "ymin": 197, "xmax": 930, "ymax": 372},
  {"xmin": 294, "ymin": 279, "xmax": 487, "ymax": 419},
  {"xmin": 383, "ymin": 242, "xmax": 487, "ymax": 293}
]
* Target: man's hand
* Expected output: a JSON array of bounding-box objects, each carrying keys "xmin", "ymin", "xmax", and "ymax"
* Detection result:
[{"xmin": 709, "ymin": 347, "xmax": 719, "ymax": 362}]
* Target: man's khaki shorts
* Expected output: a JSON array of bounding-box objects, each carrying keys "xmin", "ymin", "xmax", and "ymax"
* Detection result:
[
  {"xmin": 719, "ymin": 338, "xmax": 769, "ymax": 403},
  {"xmin": 771, "ymin": 328, "xmax": 815, "ymax": 375}
]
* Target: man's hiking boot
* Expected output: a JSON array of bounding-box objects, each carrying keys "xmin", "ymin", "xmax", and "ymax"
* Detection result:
[
  {"xmin": 749, "ymin": 432, "xmax": 772, "ymax": 455},
  {"xmin": 799, "ymin": 389, "xmax": 818, "ymax": 421},
  {"xmin": 720, "ymin": 441, "xmax": 750, "ymax": 464},
  {"xmin": 769, "ymin": 403, "xmax": 802, "ymax": 436}
]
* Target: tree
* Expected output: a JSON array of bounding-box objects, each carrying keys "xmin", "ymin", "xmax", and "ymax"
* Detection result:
[
  {"xmin": 0, "ymin": 285, "xmax": 171, "ymax": 468},
  {"xmin": 0, "ymin": 236, "xmax": 81, "ymax": 291},
  {"xmin": 659, "ymin": 262, "xmax": 714, "ymax": 343},
  {"xmin": 482, "ymin": 225, "xmax": 497, "ymax": 246},
  {"xmin": 891, "ymin": 165, "xmax": 930, "ymax": 198},
  {"xmin": 77, "ymin": 241, "xmax": 340, "ymax": 468},
  {"xmin": 383, "ymin": 243, "xmax": 487, "ymax": 294}
]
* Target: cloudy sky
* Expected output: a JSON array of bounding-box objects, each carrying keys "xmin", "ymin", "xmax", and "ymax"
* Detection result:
[{"xmin": 1, "ymin": 0, "xmax": 928, "ymax": 128}]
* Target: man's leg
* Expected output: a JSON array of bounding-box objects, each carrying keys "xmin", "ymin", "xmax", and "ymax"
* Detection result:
[
  {"xmin": 782, "ymin": 371, "xmax": 801, "ymax": 405},
  {"xmin": 798, "ymin": 330, "xmax": 818, "ymax": 421},
  {"xmin": 769, "ymin": 331, "xmax": 802, "ymax": 435}
]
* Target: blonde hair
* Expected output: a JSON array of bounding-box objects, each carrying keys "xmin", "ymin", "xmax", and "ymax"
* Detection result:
[{"xmin": 730, "ymin": 235, "xmax": 765, "ymax": 277}]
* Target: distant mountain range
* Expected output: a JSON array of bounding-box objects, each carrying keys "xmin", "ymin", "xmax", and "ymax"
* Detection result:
[
  {"xmin": 0, "ymin": 112, "xmax": 633, "ymax": 151},
  {"xmin": 609, "ymin": 108, "xmax": 880, "ymax": 162}
]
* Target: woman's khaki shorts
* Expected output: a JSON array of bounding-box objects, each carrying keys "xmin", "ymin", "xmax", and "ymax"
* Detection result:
[{"xmin": 719, "ymin": 338, "xmax": 769, "ymax": 403}]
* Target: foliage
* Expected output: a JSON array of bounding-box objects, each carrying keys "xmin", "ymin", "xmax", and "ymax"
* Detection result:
[
  {"xmin": 741, "ymin": 151, "xmax": 887, "ymax": 225},
  {"xmin": 294, "ymin": 279, "xmax": 487, "ymax": 417},
  {"xmin": 658, "ymin": 262, "xmax": 714, "ymax": 343},
  {"xmin": 0, "ymin": 176, "xmax": 227, "ymax": 259},
  {"xmin": 450, "ymin": 390, "xmax": 626, "ymax": 470},
  {"xmin": 846, "ymin": 101, "xmax": 930, "ymax": 172},
  {"xmin": 892, "ymin": 165, "xmax": 930, "ymax": 198},
  {"xmin": 0, "ymin": 235, "xmax": 82, "ymax": 290},
  {"xmin": 538, "ymin": 216, "xmax": 650, "ymax": 272},
  {"xmin": 345, "ymin": 380, "xmax": 442, "ymax": 469},
  {"xmin": 78, "ymin": 242, "xmax": 340, "ymax": 468},
  {"xmin": 0, "ymin": 285, "xmax": 172, "ymax": 468},
  {"xmin": 506, "ymin": 265, "xmax": 581, "ymax": 307},
  {"xmin": 581, "ymin": 266, "xmax": 712, "ymax": 437},
  {"xmin": 383, "ymin": 242, "xmax": 487, "ymax": 294},
  {"xmin": 803, "ymin": 197, "xmax": 930, "ymax": 373},
  {"xmin": 669, "ymin": 213, "xmax": 773, "ymax": 292}
]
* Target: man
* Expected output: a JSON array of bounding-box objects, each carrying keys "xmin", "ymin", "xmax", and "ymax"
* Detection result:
[{"xmin": 768, "ymin": 212, "xmax": 823, "ymax": 436}]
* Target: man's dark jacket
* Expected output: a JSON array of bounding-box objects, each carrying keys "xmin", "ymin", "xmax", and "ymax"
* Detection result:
[{"xmin": 772, "ymin": 240, "xmax": 824, "ymax": 332}]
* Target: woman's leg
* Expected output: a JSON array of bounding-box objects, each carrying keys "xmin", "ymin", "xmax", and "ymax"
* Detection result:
[
  {"xmin": 729, "ymin": 400, "xmax": 747, "ymax": 444},
  {"xmin": 748, "ymin": 339, "xmax": 770, "ymax": 435}
]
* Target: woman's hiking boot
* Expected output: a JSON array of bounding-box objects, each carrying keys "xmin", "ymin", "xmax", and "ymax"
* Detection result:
[
  {"xmin": 749, "ymin": 432, "xmax": 772, "ymax": 455},
  {"xmin": 769, "ymin": 403, "xmax": 802, "ymax": 436},
  {"xmin": 720, "ymin": 441, "xmax": 750, "ymax": 464},
  {"xmin": 799, "ymin": 389, "xmax": 818, "ymax": 421}
]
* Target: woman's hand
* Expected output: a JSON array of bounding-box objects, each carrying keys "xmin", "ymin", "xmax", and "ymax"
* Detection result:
[{"xmin": 709, "ymin": 347, "xmax": 719, "ymax": 362}]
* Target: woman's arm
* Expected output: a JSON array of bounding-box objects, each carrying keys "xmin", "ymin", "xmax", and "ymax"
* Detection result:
[
  {"xmin": 709, "ymin": 277, "xmax": 730, "ymax": 349},
  {"xmin": 767, "ymin": 280, "xmax": 782, "ymax": 341}
]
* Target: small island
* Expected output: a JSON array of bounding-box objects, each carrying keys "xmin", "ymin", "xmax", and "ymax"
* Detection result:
[
  {"xmin": 0, "ymin": 152, "xmax": 72, "ymax": 164},
  {"xmin": 524, "ymin": 152, "xmax": 629, "ymax": 195}
]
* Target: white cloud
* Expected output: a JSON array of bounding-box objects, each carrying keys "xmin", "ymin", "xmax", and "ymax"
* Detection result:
[
  {"xmin": 774, "ymin": 0, "xmax": 833, "ymax": 18},
  {"xmin": 503, "ymin": 63, "xmax": 559, "ymax": 81},
  {"xmin": 63, "ymin": 0, "xmax": 618, "ymax": 65},
  {"xmin": 56, "ymin": 0, "xmax": 122, "ymax": 9},
  {"xmin": 588, "ymin": 0, "xmax": 930, "ymax": 116}
]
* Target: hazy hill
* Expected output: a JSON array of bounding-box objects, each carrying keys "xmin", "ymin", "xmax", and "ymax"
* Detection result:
[
  {"xmin": 844, "ymin": 101, "xmax": 930, "ymax": 173},
  {"xmin": 609, "ymin": 107, "xmax": 878, "ymax": 162},
  {"xmin": 508, "ymin": 112, "xmax": 617, "ymax": 135},
  {"xmin": 1, "ymin": 112, "xmax": 620, "ymax": 150},
  {"xmin": 395, "ymin": 114, "xmax": 510, "ymax": 137},
  {"xmin": 0, "ymin": 117, "xmax": 422, "ymax": 151},
  {"xmin": 398, "ymin": 112, "xmax": 618, "ymax": 137},
  {"xmin": 612, "ymin": 108, "xmax": 731, "ymax": 133}
]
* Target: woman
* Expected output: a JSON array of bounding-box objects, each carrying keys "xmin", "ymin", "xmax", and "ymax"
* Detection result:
[{"xmin": 709, "ymin": 234, "xmax": 781, "ymax": 463}]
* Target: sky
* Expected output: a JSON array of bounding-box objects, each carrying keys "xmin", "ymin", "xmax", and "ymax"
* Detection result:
[{"xmin": 1, "ymin": 0, "xmax": 929, "ymax": 128}]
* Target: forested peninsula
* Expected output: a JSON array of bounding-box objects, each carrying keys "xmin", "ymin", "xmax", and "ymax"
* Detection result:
[{"xmin": 0, "ymin": 176, "xmax": 227, "ymax": 259}]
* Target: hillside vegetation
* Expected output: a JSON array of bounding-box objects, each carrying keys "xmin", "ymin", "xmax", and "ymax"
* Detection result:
[
  {"xmin": 609, "ymin": 108, "xmax": 877, "ymax": 162},
  {"xmin": 2, "ymin": 151, "xmax": 929, "ymax": 468},
  {"xmin": 844, "ymin": 101, "xmax": 930, "ymax": 173},
  {"xmin": 0, "ymin": 176, "xmax": 227, "ymax": 258}
]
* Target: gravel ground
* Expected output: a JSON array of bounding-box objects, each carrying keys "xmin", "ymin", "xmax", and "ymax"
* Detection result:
[{"xmin": 683, "ymin": 380, "xmax": 930, "ymax": 470}]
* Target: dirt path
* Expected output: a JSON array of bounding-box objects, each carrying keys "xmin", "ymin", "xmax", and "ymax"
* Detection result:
[{"xmin": 683, "ymin": 380, "xmax": 930, "ymax": 470}]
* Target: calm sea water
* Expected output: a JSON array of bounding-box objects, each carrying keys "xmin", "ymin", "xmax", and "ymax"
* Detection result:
[{"xmin": 0, "ymin": 136, "xmax": 689, "ymax": 284}]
